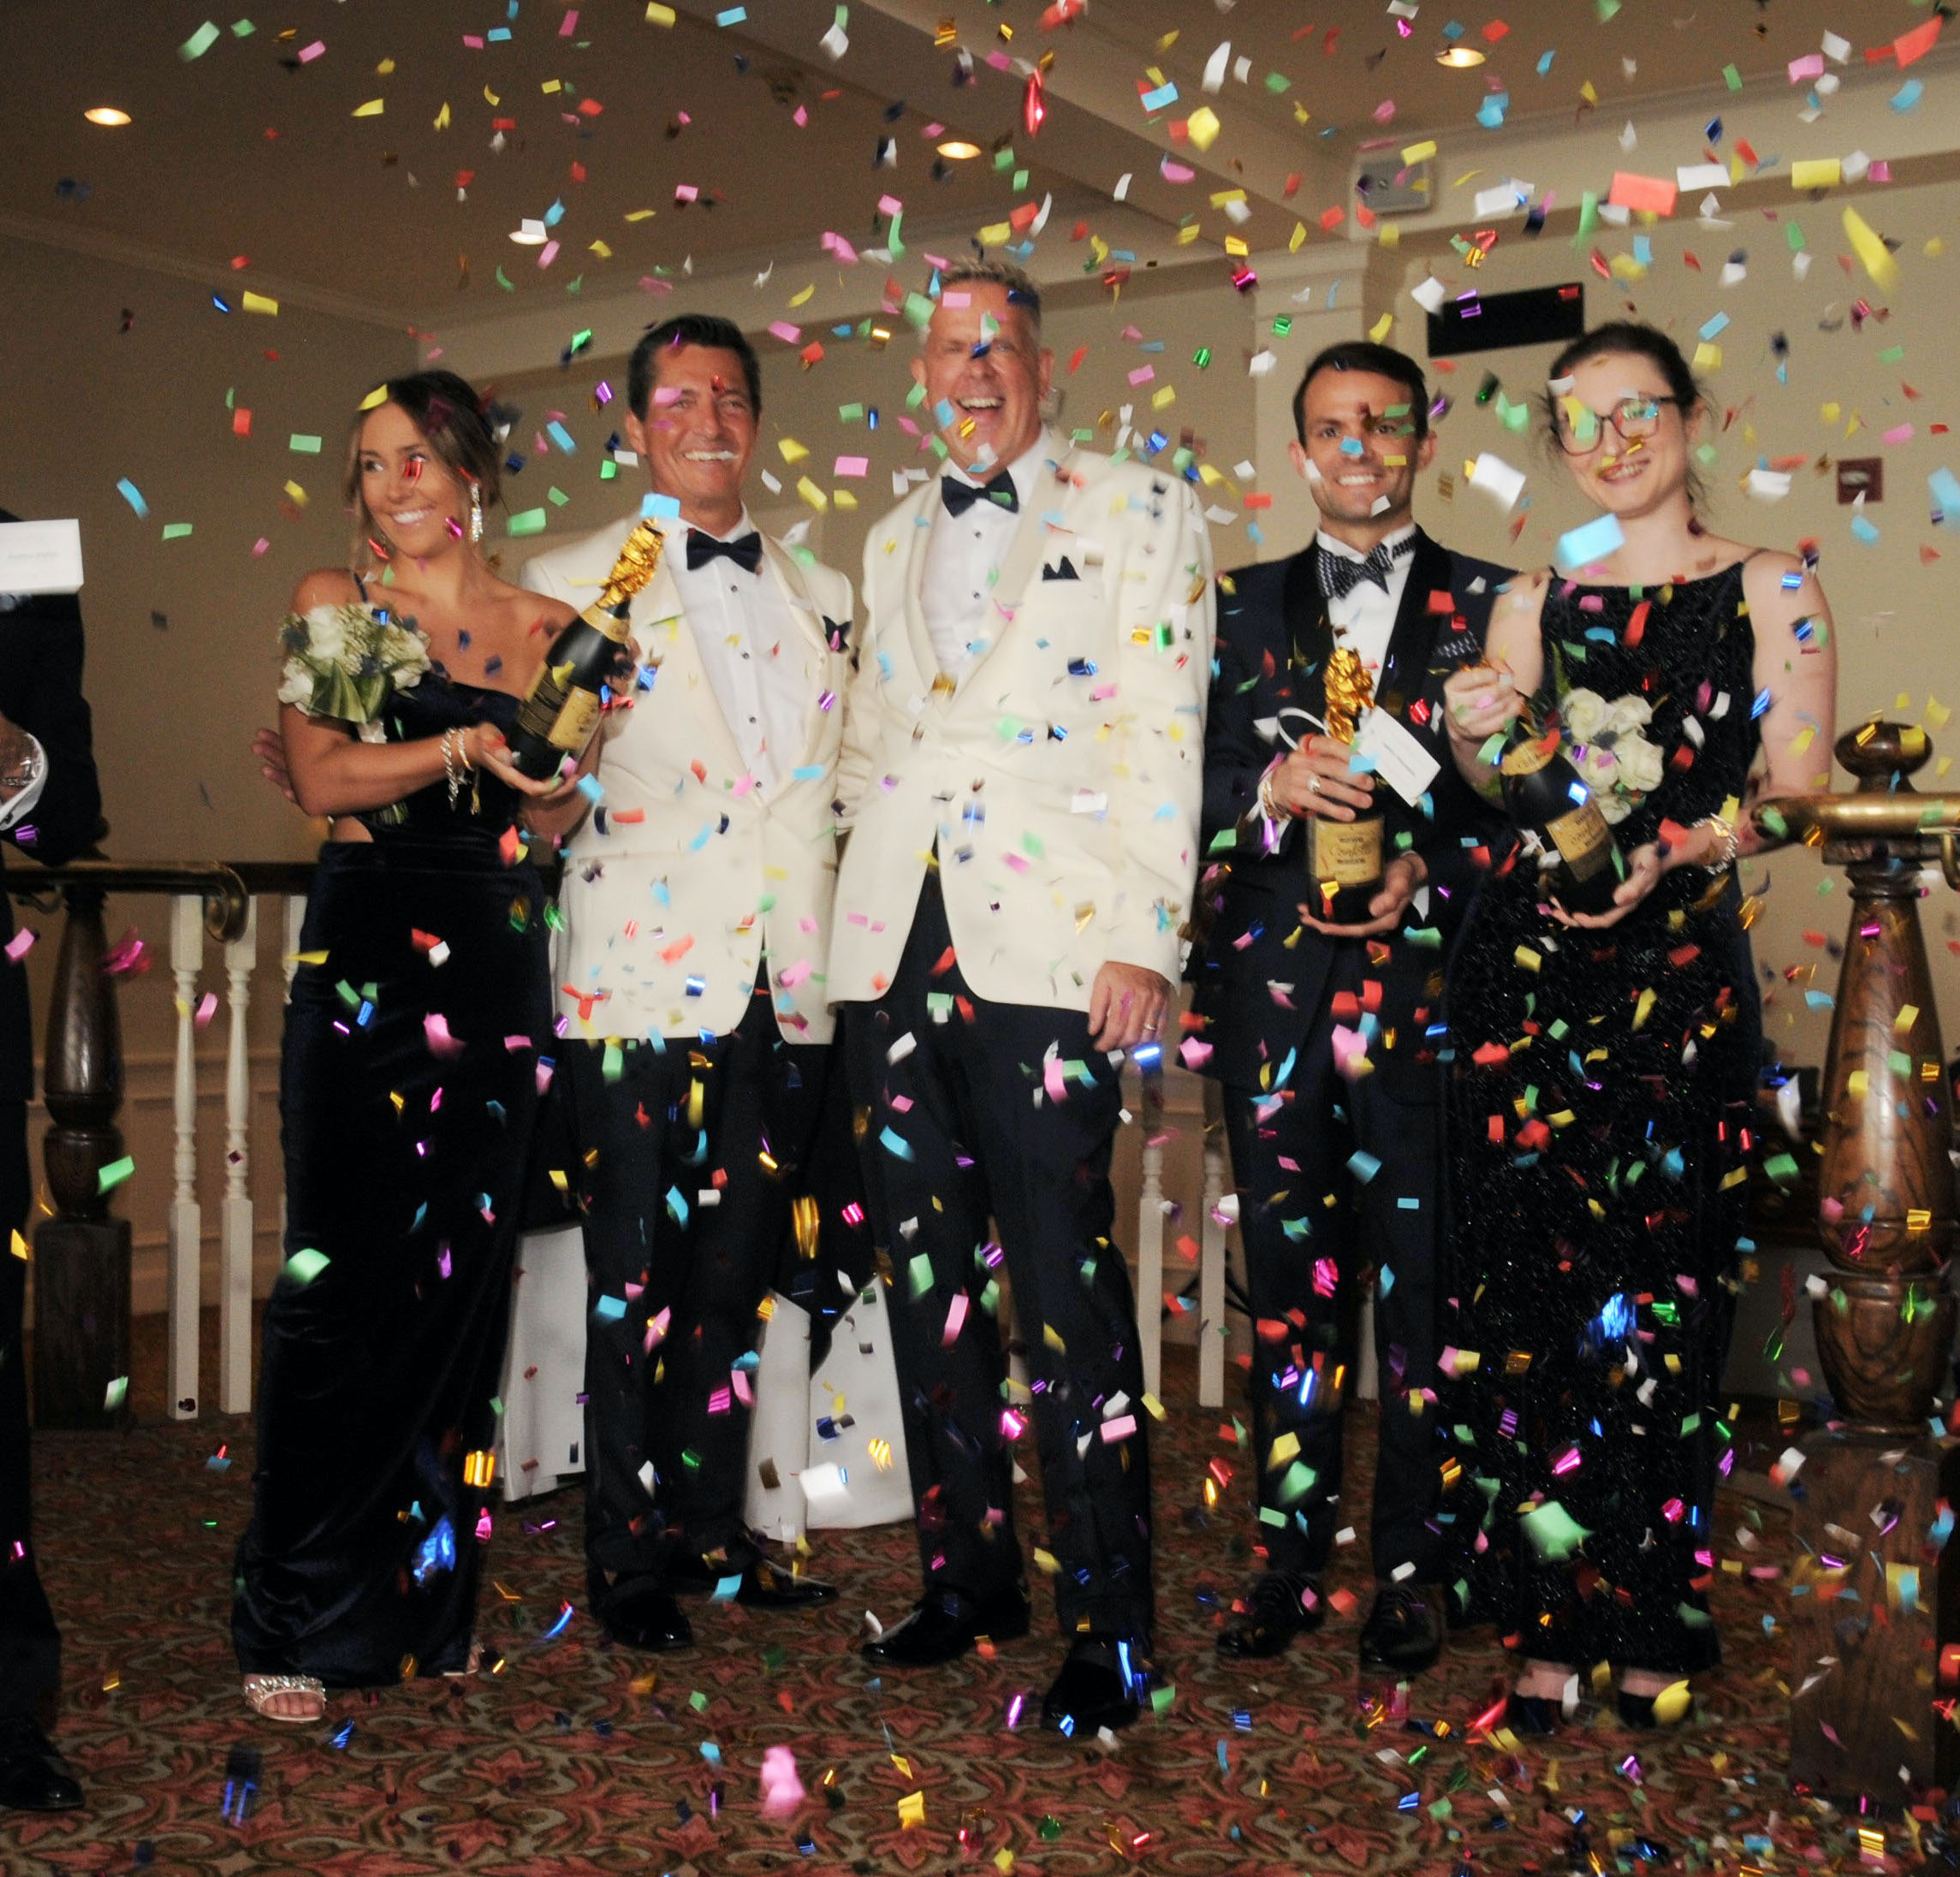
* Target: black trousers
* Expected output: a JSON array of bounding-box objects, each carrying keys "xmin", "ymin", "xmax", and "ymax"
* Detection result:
[
  {"xmin": 1220, "ymin": 950, "xmax": 1455, "ymax": 1586},
  {"xmin": 843, "ymin": 873, "xmax": 1153, "ymax": 1639},
  {"xmin": 0, "ymin": 1099, "xmax": 58, "ymax": 1718},
  {"xmin": 563, "ymin": 979, "xmax": 836, "ymax": 1584}
]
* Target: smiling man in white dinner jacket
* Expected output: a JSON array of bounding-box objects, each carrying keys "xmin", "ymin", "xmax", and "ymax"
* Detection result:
[
  {"xmin": 520, "ymin": 313, "xmax": 852, "ymax": 1656},
  {"xmin": 830, "ymin": 259, "xmax": 1215, "ymax": 1737}
]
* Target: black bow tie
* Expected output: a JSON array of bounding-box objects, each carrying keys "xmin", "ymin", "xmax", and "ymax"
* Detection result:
[
  {"xmin": 1317, "ymin": 536, "xmax": 1411, "ymax": 603},
  {"xmin": 941, "ymin": 470, "xmax": 1019, "ymax": 518},
  {"xmin": 686, "ymin": 528, "xmax": 763, "ymax": 574}
]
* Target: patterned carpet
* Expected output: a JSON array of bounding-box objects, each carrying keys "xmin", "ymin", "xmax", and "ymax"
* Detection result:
[{"xmin": 3, "ymin": 1349, "xmax": 1930, "ymax": 1877}]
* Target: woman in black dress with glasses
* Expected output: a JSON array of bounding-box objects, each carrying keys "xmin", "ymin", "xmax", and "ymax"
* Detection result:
[{"xmin": 1441, "ymin": 324, "xmax": 1837, "ymax": 1731}]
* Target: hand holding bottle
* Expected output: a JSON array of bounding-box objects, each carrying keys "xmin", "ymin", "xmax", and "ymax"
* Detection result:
[
  {"xmin": 1443, "ymin": 662, "xmax": 1523, "ymax": 751},
  {"xmin": 1263, "ymin": 734, "xmax": 1375, "ymax": 821}
]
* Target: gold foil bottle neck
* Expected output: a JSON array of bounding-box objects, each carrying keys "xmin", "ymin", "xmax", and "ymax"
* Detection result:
[
  {"xmin": 1322, "ymin": 644, "xmax": 1374, "ymax": 744},
  {"xmin": 596, "ymin": 519, "xmax": 667, "ymax": 612}
]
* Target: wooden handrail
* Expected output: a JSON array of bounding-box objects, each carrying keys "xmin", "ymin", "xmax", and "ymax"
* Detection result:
[{"xmin": 4, "ymin": 857, "xmax": 318, "ymax": 944}]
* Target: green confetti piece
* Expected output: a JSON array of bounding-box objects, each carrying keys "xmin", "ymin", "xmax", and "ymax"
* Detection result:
[
  {"xmin": 1521, "ymin": 1500, "xmax": 1590, "ymax": 1562},
  {"xmin": 506, "ymin": 507, "xmax": 547, "ymax": 537},
  {"xmin": 180, "ymin": 20, "xmax": 221, "ymax": 59},
  {"xmin": 284, "ymin": 1246, "xmax": 330, "ymax": 1286},
  {"xmin": 96, "ymin": 1155, "xmax": 134, "ymax": 1194},
  {"xmin": 230, "ymin": 18, "xmax": 255, "ymax": 36},
  {"xmin": 1722, "ymin": 62, "xmax": 1743, "ymax": 91},
  {"xmin": 104, "ymin": 1375, "xmax": 129, "ymax": 1411},
  {"xmin": 288, "ymin": 433, "xmax": 323, "ymax": 454},
  {"xmin": 1149, "ymin": 1683, "xmax": 1176, "ymax": 1714},
  {"xmin": 547, "ymin": 485, "xmax": 569, "ymax": 507},
  {"xmin": 161, "ymin": 523, "xmax": 193, "ymax": 541},
  {"xmin": 1759, "ymin": 805, "xmax": 1789, "ymax": 839},
  {"xmin": 908, "ymin": 1251, "xmax": 935, "ymax": 1299}
]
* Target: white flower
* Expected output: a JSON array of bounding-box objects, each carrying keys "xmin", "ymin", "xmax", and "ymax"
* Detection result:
[{"xmin": 1559, "ymin": 686, "xmax": 1661, "ymax": 824}]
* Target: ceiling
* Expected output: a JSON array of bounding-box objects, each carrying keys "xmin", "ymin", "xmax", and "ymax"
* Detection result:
[{"xmin": 1, "ymin": 0, "xmax": 1949, "ymax": 325}]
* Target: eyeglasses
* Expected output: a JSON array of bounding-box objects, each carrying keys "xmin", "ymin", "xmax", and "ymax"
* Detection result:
[{"xmin": 1553, "ymin": 395, "xmax": 1682, "ymax": 454}]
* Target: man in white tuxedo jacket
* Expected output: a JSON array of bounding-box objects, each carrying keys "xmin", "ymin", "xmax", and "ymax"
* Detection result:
[
  {"xmin": 835, "ymin": 262, "xmax": 1214, "ymax": 1735},
  {"xmin": 521, "ymin": 315, "xmax": 850, "ymax": 1652}
]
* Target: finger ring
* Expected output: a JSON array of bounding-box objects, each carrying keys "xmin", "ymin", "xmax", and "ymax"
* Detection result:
[{"xmin": 1307, "ymin": 775, "xmax": 1322, "ymax": 794}]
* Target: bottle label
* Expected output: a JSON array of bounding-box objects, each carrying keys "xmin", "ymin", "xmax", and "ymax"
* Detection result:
[
  {"xmin": 1307, "ymin": 815, "xmax": 1382, "ymax": 887},
  {"xmin": 547, "ymin": 686, "xmax": 602, "ymax": 753},
  {"xmin": 1546, "ymin": 801, "xmax": 1613, "ymax": 879},
  {"xmin": 1500, "ymin": 734, "xmax": 1559, "ymax": 778}
]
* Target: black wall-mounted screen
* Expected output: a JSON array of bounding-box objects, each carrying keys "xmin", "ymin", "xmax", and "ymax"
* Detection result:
[{"xmin": 1427, "ymin": 281, "xmax": 1585, "ymax": 358}]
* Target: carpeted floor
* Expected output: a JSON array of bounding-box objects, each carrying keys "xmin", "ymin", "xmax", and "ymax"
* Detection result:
[{"xmin": 3, "ymin": 1333, "xmax": 1925, "ymax": 1877}]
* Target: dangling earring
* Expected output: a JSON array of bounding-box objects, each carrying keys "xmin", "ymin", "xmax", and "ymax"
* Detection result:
[{"xmin": 467, "ymin": 479, "xmax": 484, "ymax": 544}]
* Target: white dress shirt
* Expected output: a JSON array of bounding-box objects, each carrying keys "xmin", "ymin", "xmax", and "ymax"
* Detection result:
[
  {"xmin": 921, "ymin": 435, "xmax": 1052, "ymax": 676},
  {"xmin": 668, "ymin": 509, "xmax": 807, "ymax": 792},
  {"xmin": 1316, "ymin": 521, "xmax": 1417, "ymax": 692}
]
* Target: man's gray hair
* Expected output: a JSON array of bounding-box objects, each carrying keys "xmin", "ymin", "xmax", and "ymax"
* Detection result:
[{"xmin": 932, "ymin": 259, "xmax": 1042, "ymax": 332}]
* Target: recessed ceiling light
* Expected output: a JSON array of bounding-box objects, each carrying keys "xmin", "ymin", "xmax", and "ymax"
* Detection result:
[
  {"xmin": 1435, "ymin": 47, "xmax": 1487, "ymax": 68},
  {"xmin": 84, "ymin": 106, "xmax": 132, "ymax": 126},
  {"xmin": 935, "ymin": 140, "xmax": 983, "ymax": 160}
]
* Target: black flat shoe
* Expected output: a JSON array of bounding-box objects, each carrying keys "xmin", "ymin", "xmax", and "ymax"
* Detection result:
[
  {"xmin": 1617, "ymin": 1685, "xmax": 1690, "ymax": 1729},
  {"xmin": 1501, "ymin": 1693, "xmax": 1563, "ymax": 1737},
  {"xmin": 589, "ymin": 1571, "xmax": 695, "ymax": 1653},
  {"xmin": 862, "ymin": 1586, "xmax": 1032, "ymax": 1668},
  {"xmin": 1216, "ymin": 1571, "xmax": 1324, "ymax": 1660},
  {"xmin": 1039, "ymin": 1634, "xmax": 1156, "ymax": 1737},
  {"xmin": 1358, "ymin": 1582, "xmax": 1444, "ymax": 1676},
  {"xmin": 0, "ymin": 1714, "xmax": 84, "ymax": 1813}
]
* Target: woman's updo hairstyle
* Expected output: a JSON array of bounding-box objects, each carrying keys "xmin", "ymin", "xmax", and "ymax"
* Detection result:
[{"xmin": 342, "ymin": 369, "xmax": 503, "ymax": 549}]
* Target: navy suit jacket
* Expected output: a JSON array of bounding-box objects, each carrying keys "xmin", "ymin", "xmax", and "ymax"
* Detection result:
[
  {"xmin": 1186, "ymin": 527, "xmax": 1509, "ymax": 1099},
  {"xmin": 0, "ymin": 509, "xmax": 104, "ymax": 1103}
]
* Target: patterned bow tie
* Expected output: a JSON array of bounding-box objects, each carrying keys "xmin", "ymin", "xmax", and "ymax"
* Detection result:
[
  {"xmin": 686, "ymin": 528, "xmax": 764, "ymax": 574},
  {"xmin": 941, "ymin": 469, "xmax": 1019, "ymax": 518},
  {"xmin": 1317, "ymin": 536, "xmax": 1412, "ymax": 603}
]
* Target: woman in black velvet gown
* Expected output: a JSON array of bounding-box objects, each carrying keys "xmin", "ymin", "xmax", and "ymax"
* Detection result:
[
  {"xmin": 1440, "ymin": 324, "xmax": 1837, "ymax": 1731},
  {"xmin": 234, "ymin": 371, "xmax": 585, "ymax": 1722}
]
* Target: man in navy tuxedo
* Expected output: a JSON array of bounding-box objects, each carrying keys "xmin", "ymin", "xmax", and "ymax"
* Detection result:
[
  {"xmin": 0, "ymin": 508, "xmax": 102, "ymax": 1812},
  {"xmin": 1187, "ymin": 346, "xmax": 1507, "ymax": 1676}
]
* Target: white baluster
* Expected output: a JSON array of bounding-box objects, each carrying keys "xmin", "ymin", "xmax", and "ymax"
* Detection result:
[
  {"xmin": 219, "ymin": 898, "xmax": 258, "ymax": 1414},
  {"xmin": 1134, "ymin": 1081, "xmax": 1165, "ymax": 1404},
  {"xmin": 1198, "ymin": 1088, "xmax": 1229, "ymax": 1411},
  {"xmin": 166, "ymin": 895, "xmax": 204, "ymax": 1421}
]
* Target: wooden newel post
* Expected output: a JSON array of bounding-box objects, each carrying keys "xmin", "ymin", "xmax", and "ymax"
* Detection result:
[
  {"xmin": 1766, "ymin": 725, "xmax": 1960, "ymax": 1804},
  {"xmin": 32, "ymin": 881, "xmax": 132, "ymax": 1429}
]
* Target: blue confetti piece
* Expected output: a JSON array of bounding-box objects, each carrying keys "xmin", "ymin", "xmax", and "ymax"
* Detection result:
[
  {"xmin": 1140, "ymin": 80, "xmax": 1179, "ymax": 112},
  {"xmin": 1698, "ymin": 312, "xmax": 1730, "ymax": 342},
  {"xmin": 666, "ymin": 1185, "xmax": 691, "ymax": 1227},
  {"xmin": 413, "ymin": 1515, "xmax": 456, "ymax": 1585},
  {"xmin": 1850, "ymin": 513, "xmax": 1880, "ymax": 545},
  {"xmin": 116, "ymin": 478, "xmax": 148, "ymax": 517},
  {"xmin": 1555, "ymin": 512, "xmax": 1625, "ymax": 571},
  {"xmin": 640, "ymin": 490, "xmax": 681, "ymax": 520},
  {"xmin": 878, "ymin": 1125, "xmax": 915, "ymax": 1161},
  {"xmin": 1928, "ymin": 466, "xmax": 1960, "ymax": 527},
  {"xmin": 711, "ymin": 1572, "xmax": 744, "ymax": 1602},
  {"xmin": 546, "ymin": 419, "xmax": 577, "ymax": 454},
  {"xmin": 1346, "ymin": 1149, "xmax": 1382, "ymax": 1184},
  {"xmin": 594, "ymin": 1294, "xmax": 627, "ymax": 1321}
]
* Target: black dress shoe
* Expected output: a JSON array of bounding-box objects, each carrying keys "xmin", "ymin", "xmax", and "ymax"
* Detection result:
[
  {"xmin": 1216, "ymin": 1571, "xmax": 1324, "ymax": 1660},
  {"xmin": 1039, "ymin": 1635, "xmax": 1155, "ymax": 1737},
  {"xmin": 588, "ymin": 1571, "xmax": 695, "ymax": 1652},
  {"xmin": 731, "ymin": 1559, "xmax": 836, "ymax": 1609},
  {"xmin": 0, "ymin": 1714, "xmax": 84, "ymax": 1813},
  {"xmin": 666, "ymin": 1553, "xmax": 838, "ymax": 1608},
  {"xmin": 860, "ymin": 1587, "xmax": 1031, "ymax": 1668},
  {"xmin": 1357, "ymin": 1582, "xmax": 1444, "ymax": 1676}
]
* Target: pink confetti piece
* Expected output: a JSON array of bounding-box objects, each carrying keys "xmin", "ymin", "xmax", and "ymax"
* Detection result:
[
  {"xmin": 941, "ymin": 1293, "xmax": 969, "ymax": 1346},
  {"xmin": 3, "ymin": 929, "xmax": 33, "ymax": 963},
  {"xmin": 425, "ymin": 1013, "xmax": 465, "ymax": 1058},
  {"xmin": 834, "ymin": 454, "xmax": 870, "ymax": 477},
  {"xmin": 297, "ymin": 39, "xmax": 325, "ymax": 62},
  {"xmin": 1100, "ymin": 1413, "xmax": 1137, "ymax": 1443},
  {"xmin": 768, "ymin": 321, "xmax": 802, "ymax": 344},
  {"xmin": 194, "ymin": 992, "xmax": 217, "ymax": 1027}
]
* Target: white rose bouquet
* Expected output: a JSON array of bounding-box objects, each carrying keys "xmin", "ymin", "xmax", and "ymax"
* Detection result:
[
  {"xmin": 277, "ymin": 603, "xmax": 432, "ymax": 736},
  {"xmin": 1558, "ymin": 686, "xmax": 1664, "ymax": 824}
]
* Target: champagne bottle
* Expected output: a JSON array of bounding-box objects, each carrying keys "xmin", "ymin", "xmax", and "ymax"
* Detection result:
[
  {"xmin": 1302, "ymin": 643, "xmax": 1384, "ymax": 924},
  {"xmin": 508, "ymin": 519, "xmax": 666, "ymax": 779},
  {"xmin": 1496, "ymin": 716, "xmax": 1624, "ymax": 915}
]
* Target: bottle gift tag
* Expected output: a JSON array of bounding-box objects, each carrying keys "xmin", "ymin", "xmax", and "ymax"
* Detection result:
[{"xmin": 1353, "ymin": 708, "xmax": 1440, "ymax": 808}]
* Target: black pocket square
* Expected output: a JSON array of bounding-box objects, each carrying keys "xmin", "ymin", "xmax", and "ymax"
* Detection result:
[{"xmin": 1040, "ymin": 557, "xmax": 1081, "ymax": 582}]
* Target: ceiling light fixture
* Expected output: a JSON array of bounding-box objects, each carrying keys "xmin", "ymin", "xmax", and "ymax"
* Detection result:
[
  {"xmin": 935, "ymin": 140, "xmax": 983, "ymax": 160},
  {"xmin": 1435, "ymin": 47, "xmax": 1487, "ymax": 68},
  {"xmin": 84, "ymin": 106, "xmax": 132, "ymax": 126}
]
